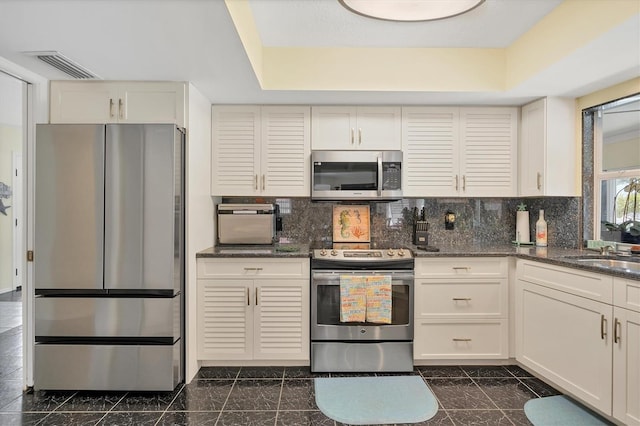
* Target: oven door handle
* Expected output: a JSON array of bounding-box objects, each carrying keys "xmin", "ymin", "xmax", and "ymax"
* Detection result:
[{"xmin": 377, "ymin": 155, "xmax": 383, "ymax": 196}]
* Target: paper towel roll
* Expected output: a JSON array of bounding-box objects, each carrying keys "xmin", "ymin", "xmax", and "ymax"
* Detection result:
[{"xmin": 516, "ymin": 211, "xmax": 530, "ymax": 243}]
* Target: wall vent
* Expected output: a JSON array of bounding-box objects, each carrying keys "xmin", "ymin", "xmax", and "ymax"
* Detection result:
[{"xmin": 23, "ymin": 51, "xmax": 99, "ymax": 79}]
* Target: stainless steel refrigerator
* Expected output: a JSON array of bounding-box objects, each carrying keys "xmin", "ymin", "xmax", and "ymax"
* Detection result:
[{"xmin": 33, "ymin": 124, "xmax": 184, "ymax": 391}]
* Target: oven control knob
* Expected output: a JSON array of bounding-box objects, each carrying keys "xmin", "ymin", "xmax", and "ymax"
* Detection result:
[
  {"xmin": 330, "ymin": 249, "xmax": 338, "ymax": 256},
  {"xmin": 398, "ymin": 248, "xmax": 405, "ymax": 257},
  {"xmin": 387, "ymin": 249, "xmax": 395, "ymax": 256},
  {"xmin": 320, "ymin": 248, "xmax": 327, "ymax": 256},
  {"xmin": 360, "ymin": 328, "xmax": 366, "ymax": 334}
]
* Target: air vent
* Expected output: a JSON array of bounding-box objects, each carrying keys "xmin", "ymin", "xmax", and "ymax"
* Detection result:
[{"xmin": 23, "ymin": 51, "xmax": 99, "ymax": 79}]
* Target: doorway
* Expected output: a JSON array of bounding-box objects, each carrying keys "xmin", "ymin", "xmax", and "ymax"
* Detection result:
[{"xmin": 0, "ymin": 70, "xmax": 25, "ymax": 403}]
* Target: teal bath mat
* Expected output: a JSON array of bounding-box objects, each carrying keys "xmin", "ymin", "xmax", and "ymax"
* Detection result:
[
  {"xmin": 524, "ymin": 395, "xmax": 613, "ymax": 425},
  {"xmin": 314, "ymin": 376, "xmax": 438, "ymax": 425}
]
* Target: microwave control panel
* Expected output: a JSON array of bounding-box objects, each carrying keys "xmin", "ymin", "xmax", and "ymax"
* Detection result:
[{"xmin": 382, "ymin": 162, "xmax": 401, "ymax": 190}]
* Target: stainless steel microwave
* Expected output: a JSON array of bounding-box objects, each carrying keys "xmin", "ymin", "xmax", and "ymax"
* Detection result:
[{"xmin": 311, "ymin": 150, "xmax": 402, "ymax": 200}]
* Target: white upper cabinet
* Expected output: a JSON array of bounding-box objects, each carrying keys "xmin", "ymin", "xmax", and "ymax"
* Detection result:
[
  {"xmin": 211, "ymin": 105, "xmax": 310, "ymax": 197},
  {"xmin": 519, "ymin": 97, "xmax": 577, "ymax": 196},
  {"xmin": 460, "ymin": 107, "xmax": 518, "ymax": 197},
  {"xmin": 402, "ymin": 107, "xmax": 460, "ymax": 197},
  {"xmin": 402, "ymin": 106, "xmax": 518, "ymax": 197},
  {"xmin": 49, "ymin": 81, "xmax": 185, "ymax": 126},
  {"xmin": 311, "ymin": 106, "xmax": 401, "ymax": 150}
]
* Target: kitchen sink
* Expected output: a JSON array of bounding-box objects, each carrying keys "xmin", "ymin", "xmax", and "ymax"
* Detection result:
[{"xmin": 569, "ymin": 257, "xmax": 640, "ymax": 273}]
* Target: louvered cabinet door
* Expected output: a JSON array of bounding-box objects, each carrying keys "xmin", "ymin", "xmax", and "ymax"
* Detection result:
[
  {"xmin": 211, "ymin": 105, "xmax": 261, "ymax": 196},
  {"xmin": 197, "ymin": 279, "xmax": 254, "ymax": 360},
  {"xmin": 261, "ymin": 106, "xmax": 311, "ymax": 197},
  {"xmin": 459, "ymin": 107, "xmax": 518, "ymax": 197},
  {"xmin": 402, "ymin": 107, "xmax": 460, "ymax": 197},
  {"xmin": 253, "ymin": 280, "xmax": 310, "ymax": 361}
]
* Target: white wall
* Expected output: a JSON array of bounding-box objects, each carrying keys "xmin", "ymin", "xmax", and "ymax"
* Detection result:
[
  {"xmin": 0, "ymin": 72, "xmax": 23, "ymax": 294},
  {"xmin": 185, "ymin": 83, "xmax": 214, "ymax": 382}
]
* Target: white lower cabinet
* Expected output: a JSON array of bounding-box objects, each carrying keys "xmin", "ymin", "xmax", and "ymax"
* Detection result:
[
  {"xmin": 613, "ymin": 278, "xmax": 640, "ymax": 426},
  {"xmin": 196, "ymin": 258, "xmax": 310, "ymax": 362},
  {"xmin": 414, "ymin": 257, "xmax": 508, "ymax": 360},
  {"xmin": 516, "ymin": 260, "xmax": 640, "ymax": 425}
]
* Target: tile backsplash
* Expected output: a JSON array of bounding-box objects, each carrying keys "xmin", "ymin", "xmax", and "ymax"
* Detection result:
[{"xmin": 220, "ymin": 197, "xmax": 582, "ymax": 249}]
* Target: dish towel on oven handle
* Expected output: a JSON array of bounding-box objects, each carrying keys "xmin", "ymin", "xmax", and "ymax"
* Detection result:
[
  {"xmin": 340, "ymin": 275, "xmax": 392, "ymax": 323},
  {"xmin": 340, "ymin": 275, "xmax": 366, "ymax": 322},
  {"xmin": 365, "ymin": 275, "xmax": 392, "ymax": 324}
]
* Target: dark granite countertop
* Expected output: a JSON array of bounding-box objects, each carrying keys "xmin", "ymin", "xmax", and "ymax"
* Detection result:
[
  {"xmin": 196, "ymin": 244, "xmax": 310, "ymax": 258},
  {"xmin": 412, "ymin": 243, "xmax": 640, "ymax": 280},
  {"xmin": 196, "ymin": 243, "xmax": 640, "ymax": 280}
]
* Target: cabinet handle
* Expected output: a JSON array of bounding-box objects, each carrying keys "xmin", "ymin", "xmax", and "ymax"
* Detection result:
[
  {"xmin": 262, "ymin": 174, "xmax": 265, "ymax": 190},
  {"xmin": 255, "ymin": 287, "xmax": 259, "ymax": 305},
  {"xmin": 358, "ymin": 128, "xmax": 362, "ymax": 145},
  {"xmin": 536, "ymin": 172, "xmax": 542, "ymax": 191},
  {"xmin": 462, "ymin": 175, "xmax": 466, "ymax": 191},
  {"xmin": 351, "ymin": 128, "xmax": 354, "ymax": 145},
  {"xmin": 254, "ymin": 174, "xmax": 258, "ymax": 190},
  {"xmin": 118, "ymin": 98, "xmax": 124, "ymax": 119},
  {"xmin": 247, "ymin": 287, "xmax": 250, "ymax": 306},
  {"xmin": 109, "ymin": 99, "xmax": 114, "ymax": 118},
  {"xmin": 452, "ymin": 297, "xmax": 472, "ymax": 301},
  {"xmin": 455, "ymin": 175, "xmax": 459, "ymax": 191},
  {"xmin": 614, "ymin": 318, "xmax": 621, "ymax": 344},
  {"xmin": 452, "ymin": 267, "xmax": 470, "ymax": 271},
  {"xmin": 453, "ymin": 338, "xmax": 472, "ymax": 342},
  {"xmin": 600, "ymin": 314, "xmax": 608, "ymax": 340}
]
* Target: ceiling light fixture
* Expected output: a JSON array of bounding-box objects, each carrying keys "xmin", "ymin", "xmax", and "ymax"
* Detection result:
[{"xmin": 338, "ymin": 0, "xmax": 485, "ymax": 22}]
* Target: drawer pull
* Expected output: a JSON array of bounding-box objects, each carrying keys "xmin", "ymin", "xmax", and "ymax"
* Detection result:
[
  {"xmin": 614, "ymin": 318, "xmax": 621, "ymax": 344},
  {"xmin": 452, "ymin": 298, "xmax": 472, "ymax": 301},
  {"xmin": 243, "ymin": 267, "xmax": 263, "ymax": 271},
  {"xmin": 452, "ymin": 338, "xmax": 472, "ymax": 342},
  {"xmin": 452, "ymin": 267, "xmax": 470, "ymax": 271},
  {"xmin": 600, "ymin": 314, "xmax": 607, "ymax": 340}
]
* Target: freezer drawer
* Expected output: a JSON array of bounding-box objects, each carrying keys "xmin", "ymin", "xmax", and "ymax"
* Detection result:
[
  {"xmin": 35, "ymin": 296, "xmax": 180, "ymax": 338},
  {"xmin": 34, "ymin": 342, "xmax": 181, "ymax": 391}
]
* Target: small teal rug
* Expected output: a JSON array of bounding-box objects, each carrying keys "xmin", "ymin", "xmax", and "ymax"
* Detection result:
[
  {"xmin": 524, "ymin": 396, "xmax": 613, "ymax": 425},
  {"xmin": 314, "ymin": 376, "xmax": 438, "ymax": 425}
]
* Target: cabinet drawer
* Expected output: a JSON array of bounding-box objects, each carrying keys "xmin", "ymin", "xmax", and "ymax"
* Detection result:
[
  {"xmin": 614, "ymin": 277, "xmax": 640, "ymax": 312},
  {"xmin": 197, "ymin": 258, "xmax": 309, "ymax": 279},
  {"xmin": 415, "ymin": 280, "xmax": 507, "ymax": 318},
  {"xmin": 517, "ymin": 260, "xmax": 613, "ymax": 303},
  {"xmin": 414, "ymin": 319, "xmax": 508, "ymax": 359},
  {"xmin": 416, "ymin": 257, "xmax": 507, "ymax": 278}
]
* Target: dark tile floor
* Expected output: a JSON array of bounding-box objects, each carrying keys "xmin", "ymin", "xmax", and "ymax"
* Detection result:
[{"xmin": 0, "ymin": 289, "xmax": 570, "ymax": 425}]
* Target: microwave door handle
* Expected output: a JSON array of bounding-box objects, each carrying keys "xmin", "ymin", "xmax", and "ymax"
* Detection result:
[{"xmin": 377, "ymin": 156, "xmax": 383, "ymax": 196}]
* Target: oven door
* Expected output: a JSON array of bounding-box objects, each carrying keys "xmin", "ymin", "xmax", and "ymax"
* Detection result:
[{"xmin": 311, "ymin": 270, "xmax": 413, "ymax": 341}]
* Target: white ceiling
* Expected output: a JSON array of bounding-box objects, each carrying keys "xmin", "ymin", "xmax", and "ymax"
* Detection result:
[
  {"xmin": 0, "ymin": 0, "xmax": 638, "ymax": 106},
  {"xmin": 250, "ymin": 0, "xmax": 562, "ymax": 48}
]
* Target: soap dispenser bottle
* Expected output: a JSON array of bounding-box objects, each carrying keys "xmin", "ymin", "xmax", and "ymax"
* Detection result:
[{"xmin": 536, "ymin": 209, "xmax": 548, "ymax": 247}]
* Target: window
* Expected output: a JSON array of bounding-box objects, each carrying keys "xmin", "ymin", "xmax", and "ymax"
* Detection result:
[{"xmin": 594, "ymin": 94, "xmax": 640, "ymax": 243}]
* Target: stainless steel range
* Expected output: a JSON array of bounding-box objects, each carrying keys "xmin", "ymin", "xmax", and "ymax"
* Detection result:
[{"xmin": 310, "ymin": 247, "xmax": 414, "ymax": 373}]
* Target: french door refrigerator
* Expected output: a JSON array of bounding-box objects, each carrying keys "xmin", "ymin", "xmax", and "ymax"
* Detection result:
[{"xmin": 33, "ymin": 124, "xmax": 184, "ymax": 391}]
